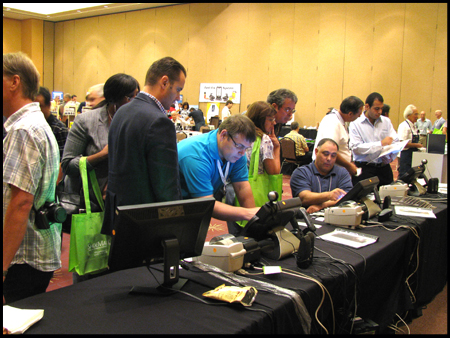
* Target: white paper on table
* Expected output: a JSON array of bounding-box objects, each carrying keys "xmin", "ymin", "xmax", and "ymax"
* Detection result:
[
  {"xmin": 3, "ymin": 305, "xmax": 44, "ymax": 334},
  {"xmin": 394, "ymin": 206, "xmax": 436, "ymax": 218}
]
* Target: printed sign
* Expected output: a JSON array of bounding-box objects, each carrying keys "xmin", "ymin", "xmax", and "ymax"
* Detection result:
[{"xmin": 199, "ymin": 83, "xmax": 241, "ymax": 103}]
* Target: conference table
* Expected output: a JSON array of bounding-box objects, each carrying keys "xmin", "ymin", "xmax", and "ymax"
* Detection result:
[{"xmin": 10, "ymin": 196, "xmax": 447, "ymax": 334}]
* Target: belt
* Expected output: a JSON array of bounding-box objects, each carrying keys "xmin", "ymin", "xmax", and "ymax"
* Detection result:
[{"xmin": 355, "ymin": 161, "xmax": 389, "ymax": 168}]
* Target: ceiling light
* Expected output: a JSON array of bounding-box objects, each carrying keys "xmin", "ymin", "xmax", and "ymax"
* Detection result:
[{"xmin": 2, "ymin": 3, "xmax": 112, "ymax": 15}]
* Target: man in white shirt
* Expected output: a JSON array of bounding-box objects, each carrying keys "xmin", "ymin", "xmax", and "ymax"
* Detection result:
[
  {"xmin": 349, "ymin": 92, "xmax": 399, "ymax": 187},
  {"xmin": 433, "ymin": 110, "xmax": 446, "ymax": 131},
  {"xmin": 221, "ymin": 100, "xmax": 233, "ymax": 120},
  {"xmin": 397, "ymin": 105, "xmax": 424, "ymax": 177},
  {"xmin": 313, "ymin": 96, "xmax": 364, "ymax": 177},
  {"xmin": 415, "ymin": 111, "xmax": 433, "ymax": 147}
]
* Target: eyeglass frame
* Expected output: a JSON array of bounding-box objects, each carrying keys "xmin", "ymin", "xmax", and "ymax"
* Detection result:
[{"xmin": 227, "ymin": 132, "xmax": 252, "ymax": 151}]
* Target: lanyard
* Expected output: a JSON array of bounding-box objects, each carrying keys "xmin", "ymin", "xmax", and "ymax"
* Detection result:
[{"xmin": 217, "ymin": 160, "xmax": 230, "ymax": 187}]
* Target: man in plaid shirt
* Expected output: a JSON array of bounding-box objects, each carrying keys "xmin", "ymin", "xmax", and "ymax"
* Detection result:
[{"xmin": 3, "ymin": 52, "xmax": 61, "ymax": 303}]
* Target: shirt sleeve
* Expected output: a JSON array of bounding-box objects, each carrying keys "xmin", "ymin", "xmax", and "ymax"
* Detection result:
[{"xmin": 290, "ymin": 166, "xmax": 313, "ymax": 198}]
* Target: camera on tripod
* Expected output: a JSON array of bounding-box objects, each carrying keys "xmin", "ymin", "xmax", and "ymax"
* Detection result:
[{"xmin": 35, "ymin": 201, "xmax": 67, "ymax": 230}]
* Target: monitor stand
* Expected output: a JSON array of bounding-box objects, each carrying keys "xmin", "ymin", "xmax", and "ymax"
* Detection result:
[{"xmin": 129, "ymin": 238, "xmax": 188, "ymax": 296}]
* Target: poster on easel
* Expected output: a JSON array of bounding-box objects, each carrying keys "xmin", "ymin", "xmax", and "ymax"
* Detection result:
[{"xmin": 199, "ymin": 83, "xmax": 241, "ymax": 103}]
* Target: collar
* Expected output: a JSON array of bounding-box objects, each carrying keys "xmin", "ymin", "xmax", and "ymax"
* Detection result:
[
  {"xmin": 311, "ymin": 161, "xmax": 337, "ymax": 178},
  {"xmin": 4, "ymin": 102, "xmax": 40, "ymax": 132},
  {"xmin": 140, "ymin": 91, "xmax": 167, "ymax": 115},
  {"xmin": 208, "ymin": 129, "xmax": 222, "ymax": 161}
]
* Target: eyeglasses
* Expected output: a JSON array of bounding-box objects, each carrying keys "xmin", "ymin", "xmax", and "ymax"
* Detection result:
[
  {"xmin": 283, "ymin": 107, "xmax": 296, "ymax": 114},
  {"xmin": 228, "ymin": 133, "xmax": 251, "ymax": 151}
]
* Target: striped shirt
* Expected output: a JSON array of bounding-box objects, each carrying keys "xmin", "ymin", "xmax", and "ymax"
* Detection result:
[{"xmin": 3, "ymin": 102, "xmax": 62, "ymax": 272}]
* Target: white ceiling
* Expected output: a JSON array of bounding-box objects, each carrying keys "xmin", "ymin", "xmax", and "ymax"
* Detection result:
[{"xmin": 3, "ymin": 3, "xmax": 183, "ymax": 22}]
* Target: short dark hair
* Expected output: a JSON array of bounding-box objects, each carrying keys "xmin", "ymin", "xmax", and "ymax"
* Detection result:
[
  {"xmin": 382, "ymin": 104, "xmax": 390, "ymax": 116},
  {"xmin": 290, "ymin": 121, "xmax": 299, "ymax": 130},
  {"xmin": 218, "ymin": 114, "xmax": 256, "ymax": 144},
  {"xmin": 317, "ymin": 137, "xmax": 339, "ymax": 151},
  {"xmin": 38, "ymin": 86, "xmax": 51, "ymax": 106},
  {"xmin": 267, "ymin": 88, "xmax": 298, "ymax": 107},
  {"xmin": 104, "ymin": 73, "xmax": 140, "ymax": 104},
  {"xmin": 145, "ymin": 57, "xmax": 186, "ymax": 86},
  {"xmin": 365, "ymin": 92, "xmax": 384, "ymax": 107},
  {"xmin": 340, "ymin": 96, "xmax": 364, "ymax": 115},
  {"xmin": 226, "ymin": 100, "xmax": 233, "ymax": 105},
  {"xmin": 72, "ymin": 95, "xmax": 77, "ymax": 99}
]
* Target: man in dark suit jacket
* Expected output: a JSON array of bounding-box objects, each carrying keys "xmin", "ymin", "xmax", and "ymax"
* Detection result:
[{"xmin": 102, "ymin": 57, "xmax": 187, "ymax": 236}]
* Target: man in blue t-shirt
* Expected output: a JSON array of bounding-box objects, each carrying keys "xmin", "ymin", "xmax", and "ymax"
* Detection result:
[
  {"xmin": 178, "ymin": 115, "xmax": 260, "ymax": 222},
  {"xmin": 290, "ymin": 138, "xmax": 353, "ymax": 214}
]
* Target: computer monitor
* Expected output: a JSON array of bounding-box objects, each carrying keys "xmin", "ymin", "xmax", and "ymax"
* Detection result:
[
  {"xmin": 108, "ymin": 197, "xmax": 215, "ymax": 294},
  {"xmin": 427, "ymin": 134, "xmax": 446, "ymax": 154},
  {"xmin": 336, "ymin": 176, "xmax": 380, "ymax": 206},
  {"xmin": 52, "ymin": 91, "xmax": 63, "ymax": 100}
]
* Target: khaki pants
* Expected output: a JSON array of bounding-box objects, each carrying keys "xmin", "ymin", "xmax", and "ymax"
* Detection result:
[{"xmin": 419, "ymin": 135, "xmax": 427, "ymax": 148}]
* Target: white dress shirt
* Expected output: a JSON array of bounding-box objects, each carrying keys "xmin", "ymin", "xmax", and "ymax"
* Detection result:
[
  {"xmin": 349, "ymin": 113, "xmax": 399, "ymax": 164},
  {"xmin": 313, "ymin": 109, "xmax": 351, "ymax": 162},
  {"xmin": 398, "ymin": 119, "xmax": 418, "ymax": 142}
]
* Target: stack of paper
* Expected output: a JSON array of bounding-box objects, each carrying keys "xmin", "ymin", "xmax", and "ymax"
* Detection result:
[{"xmin": 3, "ymin": 305, "xmax": 44, "ymax": 334}]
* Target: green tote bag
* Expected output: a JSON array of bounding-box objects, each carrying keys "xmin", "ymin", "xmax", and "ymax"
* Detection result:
[
  {"xmin": 68, "ymin": 157, "xmax": 111, "ymax": 275},
  {"xmin": 236, "ymin": 136, "xmax": 283, "ymax": 227}
]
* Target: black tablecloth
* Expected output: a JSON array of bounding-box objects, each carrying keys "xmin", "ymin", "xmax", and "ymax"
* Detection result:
[{"xmin": 10, "ymin": 198, "xmax": 447, "ymax": 334}]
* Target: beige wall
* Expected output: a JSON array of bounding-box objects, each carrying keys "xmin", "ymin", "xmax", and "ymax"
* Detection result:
[
  {"xmin": 3, "ymin": 18, "xmax": 44, "ymax": 86},
  {"xmin": 3, "ymin": 3, "xmax": 447, "ymax": 128}
]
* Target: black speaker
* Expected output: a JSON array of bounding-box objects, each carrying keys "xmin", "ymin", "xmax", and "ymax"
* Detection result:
[
  {"xmin": 296, "ymin": 232, "xmax": 314, "ymax": 269},
  {"xmin": 427, "ymin": 177, "xmax": 439, "ymax": 194}
]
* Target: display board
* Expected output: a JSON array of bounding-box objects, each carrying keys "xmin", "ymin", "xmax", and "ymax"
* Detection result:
[{"xmin": 199, "ymin": 83, "xmax": 241, "ymax": 103}]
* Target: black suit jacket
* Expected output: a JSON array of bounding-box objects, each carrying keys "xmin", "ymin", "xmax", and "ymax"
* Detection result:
[{"xmin": 102, "ymin": 92, "xmax": 182, "ymax": 235}]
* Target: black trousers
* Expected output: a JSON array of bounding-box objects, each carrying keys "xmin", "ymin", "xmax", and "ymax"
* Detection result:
[
  {"xmin": 353, "ymin": 162, "xmax": 394, "ymax": 187},
  {"xmin": 3, "ymin": 264, "xmax": 54, "ymax": 304}
]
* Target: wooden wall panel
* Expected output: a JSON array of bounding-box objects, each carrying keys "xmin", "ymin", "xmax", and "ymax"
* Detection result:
[
  {"xmin": 53, "ymin": 22, "xmax": 64, "ymax": 91},
  {"xmin": 343, "ymin": 4, "xmax": 374, "ymax": 101},
  {"xmin": 186, "ymin": 3, "xmax": 209, "ymax": 108},
  {"xmin": 431, "ymin": 3, "xmax": 447, "ymax": 119},
  {"xmin": 316, "ymin": 3, "xmax": 346, "ymax": 117},
  {"xmin": 372, "ymin": 3, "xmax": 406, "ymax": 128},
  {"xmin": 72, "ymin": 17, "xmax": 100, "ymax": 98},
  {"xmin": 43, "ymin": 21, "xmax": 55, "ymax": 91},
  {"xmin": 36, "ymin": 3, "xmax": 446, "ymax": 124},
  {"xmin": 292, "ymin": 3, "xmax": 320, "ymax": 128},
  {"xmin": 62, "ymin": 21, "xmax": 75, "ymax": 94},
  {"xmin": 244, "ymin": 3, "xmax": 271, "ymax": 108},
  {"xmin": 399, "ymin": 3, "xmax": 438, "ymax": 127},
  {"xmin": 268, "ymin": 3, "xmax": 295, "ymax": 91},
  {"xmin": 123, "ymin": 11, "xmax": 146, "ymax": 87}
]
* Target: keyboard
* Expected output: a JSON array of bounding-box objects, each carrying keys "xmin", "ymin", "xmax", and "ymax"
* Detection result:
[{"xmin": 390, "ymin": 196, "xmax": 435, "ymax": 209}]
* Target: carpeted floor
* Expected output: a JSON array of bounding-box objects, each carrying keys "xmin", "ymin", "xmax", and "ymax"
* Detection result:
[{"xmin": 47, "ymin": 159, "xmax": 447, "ymax": 334}]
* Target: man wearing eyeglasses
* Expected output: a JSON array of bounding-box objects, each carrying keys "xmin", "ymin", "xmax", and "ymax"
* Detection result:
[
  {"xmin": 349, "ymin": 92, "xmax": 399, "ymax": 187},
  {"xmin": 177, "ymin": 114, "xmax": 260, "ymax": 221},
  {"xmin": 267, "ymin": 88, "xmax": 298, "ymax": 136}
]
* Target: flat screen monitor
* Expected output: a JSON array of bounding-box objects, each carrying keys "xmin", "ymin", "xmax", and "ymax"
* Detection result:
[
  {"xmin": 108, "ymin": 197, "xmax": 215, "ymax": 293},
  {"xmin": 427, "ymin": 134, "xmax": 446, "ymax": 154},
  {"xmin": 336, "ymin": 176, "xmax": 380, "ymax": 206},
  {"xmin": 52, "ymin": 91, "xmax": 63, "ymax": 100}
]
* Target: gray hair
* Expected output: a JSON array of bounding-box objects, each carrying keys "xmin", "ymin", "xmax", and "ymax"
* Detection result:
[
  {"xmin": 267, "ymin": 88, "xmax": 298, "ymax": 108},
  {"xmin": 87, "ymin": 83, "xmax": 104, "ymax": 98},
  {"xmin": 403, "ymin": 104, "xmax": 416, "ymax": 119},
  {"xmin": 3, "ymin": 52, "xmax": 40, "ymax": 100}
]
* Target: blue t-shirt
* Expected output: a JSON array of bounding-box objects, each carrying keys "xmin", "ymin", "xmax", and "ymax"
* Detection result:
[
  {"xmin": 290, "ymin": 161, "xmax": 353, "ymax": 198},
  {"xmin": 177, "ymin": 129, "xmax": 249, "ymax": 198}
]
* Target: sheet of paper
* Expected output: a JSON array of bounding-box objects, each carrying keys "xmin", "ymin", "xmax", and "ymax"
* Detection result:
[
  {"xmin": 318, "ymin": 228, "xmax": 378, "ymax": 248},
  {"xmin": 394, "ymin": 206, "xmax": 436, "ymax": 218},
  {"xmin": 378, "ymin": 140, "xmax": 409, "ymax": 158},
  {"xmin": 2, "ymin": 305, "xmax": 44, "ymax": 334}
]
